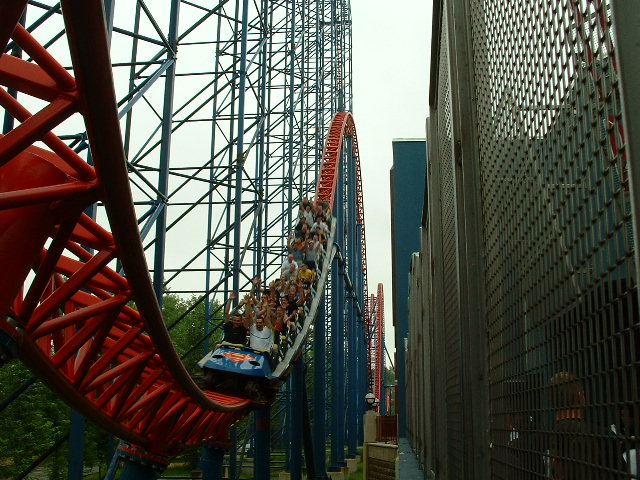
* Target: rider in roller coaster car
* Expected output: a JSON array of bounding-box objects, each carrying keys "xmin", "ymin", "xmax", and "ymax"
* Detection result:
[
  {"xmin": 202, "ymin": 287, "xmax": 275, "ymax": 404},
  {"xmin": 219, "ymin": 290, "xmax": 250, "ymax": 346}
]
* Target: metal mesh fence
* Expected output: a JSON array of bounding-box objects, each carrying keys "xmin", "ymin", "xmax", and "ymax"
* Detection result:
[{"xmin": 410, "ymin": 0, "xmax": 640, "ymax": 478}]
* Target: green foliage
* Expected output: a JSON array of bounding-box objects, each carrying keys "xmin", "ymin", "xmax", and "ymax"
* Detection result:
[
  {"xmin": 0, "ymin": 360, "xmax": 70, "ymax": 479},
  {"xmin": 163, "ymin": 293, "xmax": 222, "ymax": 375}
]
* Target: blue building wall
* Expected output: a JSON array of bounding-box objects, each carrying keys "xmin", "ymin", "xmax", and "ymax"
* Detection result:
[{"xmin": 390, "ymin": 139, "xmax": 427, "ymax": 437}]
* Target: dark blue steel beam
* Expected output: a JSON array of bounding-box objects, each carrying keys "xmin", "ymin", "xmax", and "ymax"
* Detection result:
[
  {"xmin": 151, "ymin": 0, "xmax": 180, "ymax": 306},
  {"xmin": 68, "ymin": 411, "xmax": 86, "ymax": 480},
  {"xmin": 345, "ymin": 136, "xmax": 358, "ymax": 458},
  {"xmin": 227, "ymin": 2, "xmax": 251, "ymax": 477},
  {"xmin": 302, "ymin": 375, "xmax": 318, "ymax": 479},
  {"xmin": 290, "ymin": 358, "xmax": 303, "ymax": 479},
  {"xmin": 199, "ymin": 446, "xmax": 225, "ymax": 480},
  {"xmin": 254, "ymin": 406, "xmax": 271, "ymax": 480},
  {"xmin": 330, "ymin": 159, "xmax": 346, "ymax": 471},
  {"xmin": 313, "ymin": 300, "xmax": 328, "ymax": 478},
  {"xmin": 355, "ymin": 222, "xmax": 366, "ymax": 439},
  {"xmin": 286, "ymin": 0, "xmax": 296, "ymax": 227}
]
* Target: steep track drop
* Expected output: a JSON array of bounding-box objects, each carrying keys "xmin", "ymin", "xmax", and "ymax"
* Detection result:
[{"xmin": 0, "ymin": 1, "xmax": 369, "ymax": 457}]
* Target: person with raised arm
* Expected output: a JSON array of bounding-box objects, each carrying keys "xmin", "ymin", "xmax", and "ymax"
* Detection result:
[{"xmin": 219, "ymin": 291, "xmax": 251, "ymax": 346}]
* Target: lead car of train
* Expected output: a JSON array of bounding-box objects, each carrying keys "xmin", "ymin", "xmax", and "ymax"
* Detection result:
[{"xmin": 198, "ymin": 344, "xmax": 281, "ymax": 405}]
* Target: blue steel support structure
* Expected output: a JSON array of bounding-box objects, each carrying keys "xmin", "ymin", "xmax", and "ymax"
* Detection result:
[
  {"xmin": 313, "ymin": 300, "xmax": 328, "ymax": 478},
  {"xmin": 151, "ymin": 0, "xmax": 180, "ymax": 307},
  {"xmin": 199, "ymin": 447, "xmax": 225, "ymax": 480},
  {"xmin": 68, "ymin": 411, "xmax": 86, "ymax": 480},
  {"xmin": 345, "ymin": 136, "xmax": 358, "ymax": 458},
  {"xmin": 330, "ymin": 164, "xmax": 346, "ymax": 471},
  {"xmin": 356, "ymin": 223, "xmax": 366, "ymax": 438},
  {"xmin": 227, "ymin": 3, "xmax": 250, "ymax": 477},
  {"xmin": 290, "ymin": 359, "xmax": 304, "ymax": 479},
  {"xmin": 254, "ymin": 406, "xmax": 271, "ymax": 480}
]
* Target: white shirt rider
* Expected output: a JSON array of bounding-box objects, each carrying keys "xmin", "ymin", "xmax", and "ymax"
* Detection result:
[{"xmin": 249, "ymin": 316, "xmax": 274, "ymax": 352}]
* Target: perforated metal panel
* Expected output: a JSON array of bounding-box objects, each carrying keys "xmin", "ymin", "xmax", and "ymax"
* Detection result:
[
  {"xmin": 414, "ymin": 0, "xmax": 639, "ymax": 478},
  {"xmin": 436, "ymin": 6, "xmax": 466, "ymax": 480},
  {"xmin": 470, "ymin": 1, "xmax": 636, "ymax": 478}
]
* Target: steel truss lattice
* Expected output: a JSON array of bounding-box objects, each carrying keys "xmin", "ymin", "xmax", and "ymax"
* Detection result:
[
  {"xmin": 2, "ymin": 0, "xmax": 351, "ymax": 302},
  {"xmin": 0, "ymin": 0, "xmax": 357, "ymax": 474}
]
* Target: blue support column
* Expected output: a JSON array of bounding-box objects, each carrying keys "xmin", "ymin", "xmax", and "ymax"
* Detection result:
[
  {"xmin": 254, "ymin": 0, "xmax": 269, "ymax": 276},
  {"xmin": 228, "ymin": 5, "xmax": 250, "ymax": 477},
  {"xmin": 329, "ymin": 159, "xmax": 346, "ymax": 471},
  {"xmin": 313, "ymin": 300, "xmax": 327, "ymax": 478},
  {"xmin": 152, "ymin": 0, "xmax": 180, "ymax": 305},
  {"xmin": 229, "ymin": 427, "xmax": 238, "ymax": 480},
  {"xmin": 67, "ymin": 410, "xmax": 85, "ymax": 480},
  {"xmin": 284, "ymin": 380, "xmax": 291, "ymax": 470},
  {"xmin": 345, "ymin": 137, "xmax": 358, "ymax": 458},
  {"xmin": 287, "ymin": 0, "xmax": 296, "ymax": 215},
  {"xmin": 355, "ymin": 223, "xmax": 366, "ymax": 440},
  {"xmin": 290, "ymin": 359, "xmax": 303, "ymax": 479},
  {"xmin": 233, "ymin": 0, "xmax": 250, "ymax": 297},
  {"xmin": 254, "ymin": 406, "xmax": 271, "ymax": 480},
  {"xmin": 116, "ymin": 445, "xmax": 169, "ymax": 480},
  {"xmin": 199, "ymin": 446, "xmax": 225, "ymax": 480}
]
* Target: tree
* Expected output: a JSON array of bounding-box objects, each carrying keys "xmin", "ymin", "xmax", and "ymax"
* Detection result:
[
  {"xmin": 0, "ymin": 360, "xmax": 69, "ymax": 479},
  {"xmin": 163, "ymin": 293, "xmax": 223, "ymax": 375}
]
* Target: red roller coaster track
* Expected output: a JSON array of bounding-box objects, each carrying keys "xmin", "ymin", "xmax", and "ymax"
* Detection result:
[
  {"xmin": 315, "ymin": 111, "xmax": 369, "ymax": 326},
  {"xmin": 0, "ymin": 1, "xmax": 369, "ymax": 456}
]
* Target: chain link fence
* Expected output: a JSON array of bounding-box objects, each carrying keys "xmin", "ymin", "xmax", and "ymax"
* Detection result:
[{"xmin": 408, "ymin": 1, "xmax": 640, "ymax": 478}]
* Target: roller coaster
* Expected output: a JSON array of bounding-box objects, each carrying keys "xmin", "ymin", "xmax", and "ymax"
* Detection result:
[{"xmin": 0, "ymin": 1, "xmax": 385, "ymax": 479}]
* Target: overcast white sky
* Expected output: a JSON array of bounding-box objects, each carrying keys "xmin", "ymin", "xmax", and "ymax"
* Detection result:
[{"xmin": 350, "ymin": 1, "xmax": 433, "ymax": 356}]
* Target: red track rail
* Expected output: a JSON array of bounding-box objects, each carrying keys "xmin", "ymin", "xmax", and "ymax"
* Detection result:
[
  {"xmin": 569, "ymin": 0, "xmax": 626, "ymax": 186},
  {"xmin": 0, "ymin": 2, "xmax": 370, "ymax": 457}
]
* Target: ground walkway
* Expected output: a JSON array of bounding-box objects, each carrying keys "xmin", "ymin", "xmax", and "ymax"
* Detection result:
[{"xmin": 397, "ymin": 438, "xmax": 426, "ymax": 479}]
